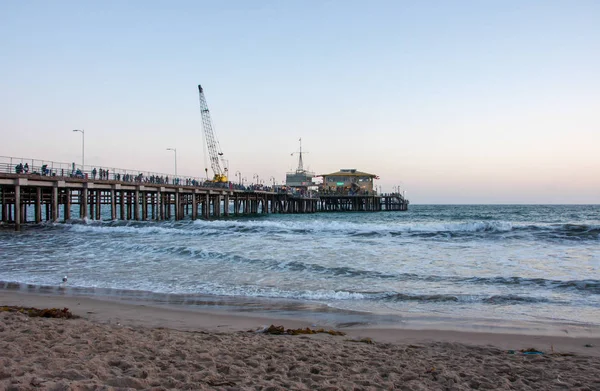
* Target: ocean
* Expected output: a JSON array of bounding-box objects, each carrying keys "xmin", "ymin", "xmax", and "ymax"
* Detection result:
[{"xmin": 1, "ymin": 205, "xmax": 598, "ymax": 332}]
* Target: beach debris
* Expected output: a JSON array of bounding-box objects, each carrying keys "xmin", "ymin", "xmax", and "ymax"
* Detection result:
[
  {"xmin": 62, "ymin": 275, "xmax": 68, "ymax": 284},
  {"xmin": 348, "ymin": 337, "xmax": 373, "ymax": 344},
  {"xmin": 0, "ymin": 306, "xmax": 78, "ymax": 319},
  {"xmin": 250, "ymin": 324, "xmax": 346, "ymax": 336},
  {"xmin": 520, "ymin": 348, "xmax": 544, "ymax": 355},
  {"xmin": 507, "ymin": 348, "xmax": 545, "ymax": 355},
  {"xmin": 205, "ymin": 376, "xmax": 236, "ymax": 387},
  {"xmin": 584, "ymin": 344, "xmax": 593, "ymax": 348}
]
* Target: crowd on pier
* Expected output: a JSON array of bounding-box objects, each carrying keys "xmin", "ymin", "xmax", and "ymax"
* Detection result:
[{"xmin": 11, "ymin": 163, "xmax": 317, "ymax": 198}]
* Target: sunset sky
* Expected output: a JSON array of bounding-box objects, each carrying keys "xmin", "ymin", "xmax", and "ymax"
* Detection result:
[{"xmin": 1, "ymin": 1, "xmax": 598, "ymax": 203}]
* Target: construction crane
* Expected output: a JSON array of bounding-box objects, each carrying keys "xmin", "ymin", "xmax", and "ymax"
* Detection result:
[{"xmin": 198, "ymin": 84, "xmax": 228, "ymax": 183}]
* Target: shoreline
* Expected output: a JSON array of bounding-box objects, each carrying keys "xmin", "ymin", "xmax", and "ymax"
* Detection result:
[
  {"xmin": 2, "ymin": 289, "xmax": 599, "ymax": 358},
  {"xmin": 2, "ymin": 281, "xmax": 598, "ymax": 334}
]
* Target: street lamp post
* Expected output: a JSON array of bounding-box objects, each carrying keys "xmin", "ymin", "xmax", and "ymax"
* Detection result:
[
  {"xmin": 269, "ymin": 176, "xmax": 275, "ymax": 188},
  {"xmin": 72, "ymin": 129, "xmax": 84, "ymax": 169},
  {"xmin": 253, "ymin": 174, "xmax": 259, "ymax": 185},
  {"xmin": 166, "ymin": 148, "xmax": 177, "ymax": 178},
  {"xmin": 235, "ymin": 170, "xmax": 241, "ymax": 185}
]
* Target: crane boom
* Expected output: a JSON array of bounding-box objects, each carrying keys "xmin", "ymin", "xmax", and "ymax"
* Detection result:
[{"xmin": 198, "ymin": 84, "xmax": 228, "ymax": 183}]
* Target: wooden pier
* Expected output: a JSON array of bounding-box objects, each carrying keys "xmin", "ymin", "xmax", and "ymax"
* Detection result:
[{"xmin": 0, "ymin": 173, "xmax": 408, "ymax": 231}]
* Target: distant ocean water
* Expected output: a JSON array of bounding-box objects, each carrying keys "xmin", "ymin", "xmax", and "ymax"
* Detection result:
[{"xmin": 1, "ymin": 205, "xmax": 599, "ymax": 329}]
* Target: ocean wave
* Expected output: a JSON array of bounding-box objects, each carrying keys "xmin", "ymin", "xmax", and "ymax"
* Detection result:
[
  {"xmin": 65, "ymin": 238, "xmax": 598, "ymax": 295},
  {"xmin": 268, "ymin": 260, "xmax": 600, "ymax": 294},
  {"xmin": 47, "ymin": 232, "xmax": 600, "ymax": 295},
  {"xmin": 466, "ymin": 276, "xmax": 600, "ymax": 294},
  {"xmin": 0, "ymin": 280, "xmax": 568, "ymax": 306},
  {"xmin": 377, "ymin": 292, "xmax": 550, "ymax": 304},
  {"xmin": 481, "ymin": 294, "xmax": 549, "ymax": 304},
  {"xmin": 59, "ymin": 217, "xmax": 600, "ymax": 241},
  {"xmin": 379, "ymin": 293, "xmax": 459, "ymax": 302}
]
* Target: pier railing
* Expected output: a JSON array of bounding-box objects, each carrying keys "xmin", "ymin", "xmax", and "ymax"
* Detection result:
[
  {"xmin": 0, "ymin": 155, "xmax": 211, "ymax": 186},
  {"xmin": 0, "ymin": 156, "xmax": 324, "ymax": 196}
]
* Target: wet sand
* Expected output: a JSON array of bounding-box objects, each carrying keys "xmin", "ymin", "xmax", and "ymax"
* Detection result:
[{"xmin": 1, "ymin": 290, "xmax": 600, "ymax": 390}]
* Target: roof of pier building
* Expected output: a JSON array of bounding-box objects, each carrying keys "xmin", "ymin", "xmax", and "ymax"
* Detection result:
[{"xmin": 319, "ymin": 169, "xmax": 377, "ymax": 179}]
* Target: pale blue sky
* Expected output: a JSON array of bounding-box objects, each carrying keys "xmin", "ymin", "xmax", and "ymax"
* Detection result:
[{"xmin": 1, "ymin": 1, "xmax": 599, "ymax": 203}]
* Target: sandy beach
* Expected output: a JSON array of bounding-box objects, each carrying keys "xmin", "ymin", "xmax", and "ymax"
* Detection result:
[{"xmin": 1, "ymin": 290, "xmax": 599, "ymax": 390}]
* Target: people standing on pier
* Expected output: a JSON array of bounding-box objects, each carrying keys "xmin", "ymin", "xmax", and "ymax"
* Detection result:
[
  {"xmin": 92, "ymin": 168, "xmax": 97, "ymax": 179},
  {"xmin": 24, "ymin": 163, "xmax": 29, "ymax": 173}
]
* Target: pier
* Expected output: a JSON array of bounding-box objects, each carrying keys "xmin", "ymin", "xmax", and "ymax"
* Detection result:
[{"xmin": 0, "ymin": 157, "xmax": 408, "ymax": 231}]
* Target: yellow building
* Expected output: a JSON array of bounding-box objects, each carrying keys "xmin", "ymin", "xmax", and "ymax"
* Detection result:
[{"xmin": 319, "ymin": 169, "xmax": 378, "ymax": 195}]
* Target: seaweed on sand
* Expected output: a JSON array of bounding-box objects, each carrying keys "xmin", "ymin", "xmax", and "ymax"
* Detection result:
[
  {"xmin": 250, "ymin": 324, "xmax": 346, "ymax": 336},
  {"xmin": 0, "ymin": 306, "xmax": 79, "ymax": 319}
]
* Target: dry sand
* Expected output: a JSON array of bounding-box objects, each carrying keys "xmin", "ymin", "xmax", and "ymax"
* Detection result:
[{"xmin": 1, "ymin": 291, "xmax": 600, "ymax": 390}]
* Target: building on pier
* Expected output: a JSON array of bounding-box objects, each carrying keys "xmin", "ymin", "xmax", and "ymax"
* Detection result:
[
  {"xmin": 319, "ymin": 169, "xmax": 377, "ymax": 195},
  {"xmin": 285, "ymin": 138, "xmax": 315, "ymax": 196}
]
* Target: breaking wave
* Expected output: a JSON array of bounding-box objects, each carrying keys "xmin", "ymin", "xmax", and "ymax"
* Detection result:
[{"xmin": 61, "ymin": 218, "xmax": 600, "ymax": 241}]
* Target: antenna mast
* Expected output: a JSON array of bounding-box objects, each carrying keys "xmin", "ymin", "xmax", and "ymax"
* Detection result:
[{"xmin": 291, "ymin": 138, "xmax": 308, "ymax": 173}]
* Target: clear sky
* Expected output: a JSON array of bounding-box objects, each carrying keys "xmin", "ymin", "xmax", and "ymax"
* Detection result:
[{"xmin": 1, "ymin": 0, "xmax": 598, "ymax": 203}]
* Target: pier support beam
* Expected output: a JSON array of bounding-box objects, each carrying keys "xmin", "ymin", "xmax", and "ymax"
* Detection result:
[
  {"xmin": 134, "ymin": 188, "xmax": 140, "ymax": 221},
  {"xmin": 204, "ymin": 193, "xmax": 209, "ymax": 219},
  {"xmin": 110, "ymin": 189, "xmax": 116, "ymax": 220},
  {"xmin": 120, "ymin": 191, "xmax": 125, "ymax": 220},
  {"xmin": 156, "ymin": 191, "xmax": 162, "ymax": 220},
  {"xmin": 82, "ymin": 186, "xmax": 89, "ymax": 220},
  {"xmin": 142, "ymin": 191, "xmax": 148, "ymax": 221},
  {"xmin": 95, "ymin": 190, "xmax": 101, "ymax": 220},
  {"xmin": 1, "ymin": 189, "xmax": 7, "ymax": 223},
  {"xmin": 192, "ymin": 192, "xmax": 198, "ymax": 220},
  {"xmin": 175, "ymin": 190, "xmax": 180, "ymax": 220},
  {"xmin": 35, "ymin": 187, "xmax": 41, "ymax": 223},
  {"xmin": 89, "ymin": 191, "xmax": 95, "ymax": 220},
  {"xmin": 14, "ymin": 184, "xmax": 20, "ymax": 231},
  {"xmin": 65, "ymin": 189, "xmax": 71, "ymax": 221},
  {"xmin": 52, "ymin": 186, "xmax": 58, "ymax": 221},
  {"xmin": 224, "ymin": 194, "xmax": 229, "ymax": 217}
]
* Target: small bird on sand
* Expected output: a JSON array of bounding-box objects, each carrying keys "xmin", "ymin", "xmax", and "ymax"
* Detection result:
[{"xmin": 62, "ymin": 276, "xmax": 68, "ymax": 284}]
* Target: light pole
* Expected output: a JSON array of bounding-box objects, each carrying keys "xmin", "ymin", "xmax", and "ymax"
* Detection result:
[
  {"xmin": 166, "ymin": 148, "xmax": 177, "ymax": 178},
  {"xmin": 235, "ymin": 170, "xmax": 241, "ymax": 185},
  {"xmin": 72, "ymin": 129, "xmax": 84, "ymax": 169},
  {"xmin": 253, "ymin": 174, "xmax": 259, "ymax": 185},
  {"xmin": 269, "ymin": 176, "xmax": 275, "ymax": 188}
]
